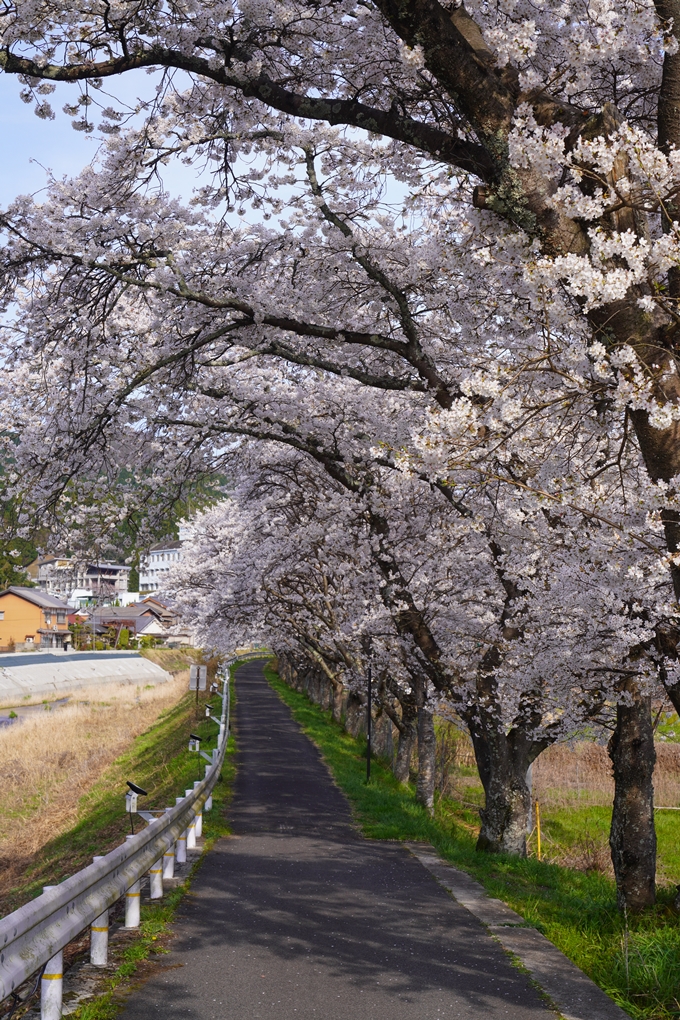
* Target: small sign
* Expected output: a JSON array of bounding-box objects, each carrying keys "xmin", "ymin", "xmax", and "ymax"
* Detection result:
[
  {"xmin": 190, "ymin": 664, "xmax": 208, "ymax": 691},
  {"xmin": 189, "ymin": 664, "xmax": 199, "ymax": 690}
]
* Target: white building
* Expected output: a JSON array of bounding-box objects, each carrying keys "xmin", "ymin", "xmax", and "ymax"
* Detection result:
[
  {"xmin": 30, "ymin": 558, "xmax": 131, "ymax": 601},
  {"xmin": 139, "ymin": 540, "xmax": 182, "ymax": 594}
]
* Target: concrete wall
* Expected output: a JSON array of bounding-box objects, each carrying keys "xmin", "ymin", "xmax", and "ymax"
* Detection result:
[{"xmin": 0, "ymin": 651, "xmax": 172, "ymax": 705}]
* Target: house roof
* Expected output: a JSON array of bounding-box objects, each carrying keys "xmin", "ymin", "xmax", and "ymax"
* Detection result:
[
  {"xmin": 91, "ymin": 605, "xmax": 156, "ymax": 620},
  {"xmin": 0, "ymin": 586, "xmax": 70, "ymax": 610},
  {"xmin": 137, "ymin": 617, "xmax": 166, "ymax": 635},
  {"xmin": 148, "ymin": 540, "xmax": 182, "ymax": 552}
]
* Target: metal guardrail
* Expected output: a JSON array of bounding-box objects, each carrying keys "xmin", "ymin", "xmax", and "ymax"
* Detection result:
[{"xmin": 0, "ymin": 653, "xmax": 266, "ymax": 1020}]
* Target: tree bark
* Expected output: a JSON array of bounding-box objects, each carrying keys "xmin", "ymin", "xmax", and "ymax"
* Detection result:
[
  {"xmin": 608, "ymin": 684, "xmax": 656, "ymax": 912},
  {"xmin": 466, "ymin": 700, "xmax": 537, "ymax": 855},
  {"xmin": 394, "ymin": 705, "xmax": 417, "ymax": 784},
  {"xmin": 416, "ymin": 706, "xmax": 436, "ymax": 814},
  {"xmin": 331, "ymin": 681, "xmax": 344, "ymax": 724}
]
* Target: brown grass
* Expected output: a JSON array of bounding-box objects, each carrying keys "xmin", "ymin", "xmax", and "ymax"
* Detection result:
[
  {"xmin": 532, "ymin": 741, "xmax": 680, "ymax": 809},
  {"xmin": 0, "ymin": 675, "xmax": 187, "ymax": 884}
]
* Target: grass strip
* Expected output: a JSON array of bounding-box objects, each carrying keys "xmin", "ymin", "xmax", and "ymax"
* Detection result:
[{"xmin": 266, "ymin": 663, "xmax": 680, "ymax": 1020}]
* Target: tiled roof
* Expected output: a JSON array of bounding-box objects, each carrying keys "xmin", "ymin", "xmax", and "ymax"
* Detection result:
[{"xmin": 0, "ymin": 586, "xmax": 70, "ymax": 610}]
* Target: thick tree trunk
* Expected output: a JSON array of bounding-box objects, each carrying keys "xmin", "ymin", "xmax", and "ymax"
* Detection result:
[
  {"xmin": 331, "ymin": 681, "xmax": 344, "ymax": 724},
  {"xmin": 468, "ymin": 705, "xmax": 534, "ymax": 856},
  {"xmin": 608, "ymin": 685, "xmax": 656, "ymax": 912},
  {"xmin": 416, "ymin": 707, "xmax": 436, "ymax": 814},
  {"xmin": 394, "ymin": 706, "xmax": 417, "ymax": 784}
]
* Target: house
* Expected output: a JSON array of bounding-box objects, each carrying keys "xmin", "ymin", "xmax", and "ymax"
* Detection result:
[
  {"xmin": 0, "ymin": 587, "xmax": 72, "ymax": 651},
  {"xmin": 79, "ymin": 598, "xmax": 195, "ymax": 648},
  {"xmin": 139, "ymin": 597, "xmax": 196, "ymax": 647}
]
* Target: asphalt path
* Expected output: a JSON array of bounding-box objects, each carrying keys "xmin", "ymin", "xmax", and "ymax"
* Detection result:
[{"xmin": 120, "ymin": 660, "xmax": 554, "ymax": 1019}]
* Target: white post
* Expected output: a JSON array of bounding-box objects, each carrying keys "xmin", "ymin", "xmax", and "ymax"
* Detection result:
[
  {"xmin": 175, "ymin": 796, "xmax": 187, "ymax": 863},
  {"xmin": 185, "ymin": 789, "xmax": 197, "ymax": 848},
  {"xmin": 149, "ymin": 858, "xmax": 163, "ymax": 899},
  {"xmin": 193, "ymin": 782, "xmax": 203, "ymax": 838},
  {"xmin": 90, "ymin": 909, "xmax": 109, "ymax": 966},
  {"xmin": 204, "ymin": 764, "xmax": 213, "ymax": 811},
  {"xmin": 125, "ymin": 879, "xmax": 141, "ymax": 928},
  {"xmin": 161, "ymin": 807, "xmax": 176, "ymax": 878},
  {"xmin": 88, "ymin": 856, "xmax": 109, "ymax": 967},
  {"xmin": 41, "ymin": 948, "xmax": 63, "ymax": 1020},
  {"xmin": 162, "ymin": 845, "xmax": 175, "ymax": 879}
]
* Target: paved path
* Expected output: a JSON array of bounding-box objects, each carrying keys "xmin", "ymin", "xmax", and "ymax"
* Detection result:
[{"xmin": 120, "ymin": 661, "xmax": 555, "ymax": 1019}]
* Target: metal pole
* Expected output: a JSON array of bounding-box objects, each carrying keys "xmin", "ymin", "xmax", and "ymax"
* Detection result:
[{"xmin": 366, "ymin": 665, "xmax": 372, "ymax": 784}]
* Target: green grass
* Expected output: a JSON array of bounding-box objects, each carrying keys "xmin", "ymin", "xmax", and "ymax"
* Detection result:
[{"xmin": 266, "ymin": 664, "xmax": 680, "ymax": 1020}]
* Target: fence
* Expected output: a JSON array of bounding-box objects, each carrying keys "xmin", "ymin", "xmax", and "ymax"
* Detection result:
[{"xmin": 0, "ymin": 652, "xmax": 263, "ymax": 1020}]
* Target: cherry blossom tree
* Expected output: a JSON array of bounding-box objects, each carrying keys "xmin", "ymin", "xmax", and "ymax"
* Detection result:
[{"xmin": 4, "ymin": 0, "xmax": 680, "ymax": 911}]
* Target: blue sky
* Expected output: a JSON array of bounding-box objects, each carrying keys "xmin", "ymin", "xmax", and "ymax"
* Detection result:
[
  {"xmin": 0, "ymin": 70, "xmax": 200, "ymax": 207},
  {"xmin": 0, "ymin": 77, "xmax": 98, "ymax": 205}
]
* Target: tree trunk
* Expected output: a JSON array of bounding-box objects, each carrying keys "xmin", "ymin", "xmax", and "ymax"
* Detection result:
[
  {"xmin": 608, "ymin": 685, "xmax": 656, "ymax": 912},
  {"xmin": 394, "ymin": 706, "xmax": 417, "ymax": 784},
  {"xmin": 331, "ymin": 682, "xmax": 344, "ymax": 724},
  {"xmin": 416, "ymin": 707, "xmax": 436, "ymax": 814},
  {"xmin": 468, "ymin": 710, "xmax": 534, "ymax": 856}
]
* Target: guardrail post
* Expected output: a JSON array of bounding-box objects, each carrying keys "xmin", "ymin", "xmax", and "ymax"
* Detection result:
[
  {"xmin": 40, "ymin": 948, "xmax": 63, "ymax": 1020},
  {"xmin": 161, "ymin": 808, "xmax": 175, "ymax": 879},
  {"xmin": 89, "ymin": 858, "xmax": 109, "ymax": 967},
  {"xmin": 193, "ymin": 782, "xmax": 203, "ymax": 838},
  {"xmin": 185, "ymin": 790, "xmax": 197, "ymax": 848},
  {"xmin": 90, "ymin": 909, "xmax": 109, "ymax": 966},
  {"xmin": 149, "ymin": 858, "xmax": 163, "ymax": 899},
  {"xmin": 205, "ymin": 767, "xmax": 213, "ymax": 811},
  {"xmin": 175, "ymin": 796, "xmax": 188, "ymax": 863},
  {"xmin": 125, "ymin": 879, "xmax": 141, "ymax": 928}
]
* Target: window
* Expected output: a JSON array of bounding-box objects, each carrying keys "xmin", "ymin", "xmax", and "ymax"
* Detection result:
[
  {"xmin": 44, "ymin": 613, "xmax": 52, "ymax": 625},
  {"xmin": 25, "ymin": 635, "xmax": 34, "ymax": 643},
  {"xmin": 57, "ymin": 612, "xmax": 66, "ymax": 625},
  {"xmin": 0, "ymin": 611, "xmax": 4, "ymax": 621}
]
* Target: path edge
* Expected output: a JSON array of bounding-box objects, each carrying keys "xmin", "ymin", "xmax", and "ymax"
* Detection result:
[{"xmin": 404, "ymin": 842, "xmax": 631, "ymax": 1020}]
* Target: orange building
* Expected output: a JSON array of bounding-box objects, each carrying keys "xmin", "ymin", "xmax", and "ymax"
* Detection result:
[{"xmin": 0, "ymin": 587, "xmax": 71, "ymax": 651}]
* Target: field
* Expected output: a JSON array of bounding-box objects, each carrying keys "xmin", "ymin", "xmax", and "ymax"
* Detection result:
[
  {"xmin": 266, "ymin": 665, "xmax": 680, "ymax": 1020},
  {"xmin": 0, "ymin": 652, "xmax": 214, "ymax": 917}
]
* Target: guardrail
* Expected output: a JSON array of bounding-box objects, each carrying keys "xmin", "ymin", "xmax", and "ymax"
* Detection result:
[{"xmin": 0, "ymin": 653, "xmax": 264, "ymax": 1020}]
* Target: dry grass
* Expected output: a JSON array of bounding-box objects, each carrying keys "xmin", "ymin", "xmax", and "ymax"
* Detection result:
[
  {"xmin": 0, "ymin": 674, "xmax": 187, "ymax": 900},
  {"xmin": 532, "ymin": 741, "xmax": 680, "ymax": 809}
]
